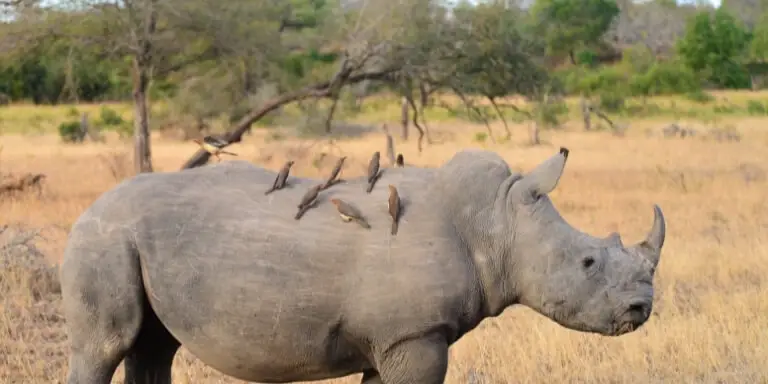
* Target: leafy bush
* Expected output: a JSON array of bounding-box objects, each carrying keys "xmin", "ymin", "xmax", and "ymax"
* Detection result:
[
  {"xmin": 99, "ymin": 106, "xmax": 125, "ymax": 126},
  {"xmin": 57, "ymin": 120, "xmax": 83, "ymax": 143},
  {"xmin": 575, "ymin": 50, "xmax": 599, "ymax": 68},
  {"xmin": 599, "ymin": 91, "xmax": 626, "ymax": 112},
  {"xmin": 555, "ymin": 60, "xmax": 702, "ymax": 100},
  {"xmin": 631, "ymin": 61, "xmax": 702, "ymax": 96},
  {"xmin": 685, "ymin": 89, "xmax": 715, "ymax": 103},
  {"xmin": 746, "ymin": 100, "xmax": 767, "ymax": 115}
]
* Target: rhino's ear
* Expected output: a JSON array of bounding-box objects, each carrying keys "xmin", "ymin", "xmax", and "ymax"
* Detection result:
[
  {"xmin": 509, "ymin": 147, "xmax": 569, "ymax": 204},
  {"xmin": 629, "ymin": 205, "xmax": 666, "ymax": 270}
]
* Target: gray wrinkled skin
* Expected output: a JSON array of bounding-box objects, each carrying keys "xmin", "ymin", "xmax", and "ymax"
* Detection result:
[{"xmin": 59, "ymin": 149, "xmax": 666, "ymax": 384}]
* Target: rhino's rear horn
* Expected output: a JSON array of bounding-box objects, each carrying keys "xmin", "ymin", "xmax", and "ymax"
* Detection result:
[
  {"xmin": 510, "ymin": 148, "xmax": 569, "ymax": 203},
  {"xmin": 631, "ymin": 205, "xmax": 666, "ymax": 268},
  {"xmin": 604, "ymin": 232, "xmax": 623, "ymax": 247}
]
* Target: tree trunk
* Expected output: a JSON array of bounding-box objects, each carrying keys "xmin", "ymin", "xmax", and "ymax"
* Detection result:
[
  {"xmin": 529, "ymin": 121, "xmax": 540, "ymax": 145},
  {"xmin": 132, "ymin": 60, "xmax": 153, "ymax": 173},
  {"xmin": 580, "ymin": 95, "xmax": 591, "ymax": 131},
  {"xmin": 400, "ymin": 96, "xmax": 409, "ymax": 141}
]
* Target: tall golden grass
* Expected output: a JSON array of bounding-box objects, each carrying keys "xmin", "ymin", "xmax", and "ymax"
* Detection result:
[{"xmin": 0, "ymin": 99, "xmax": 767, "ymax": 383}]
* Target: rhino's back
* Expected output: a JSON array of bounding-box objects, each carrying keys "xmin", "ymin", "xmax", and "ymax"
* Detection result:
[{"xmin": 81, "ymin": 161, "xmax": 478, "ymax": 381}]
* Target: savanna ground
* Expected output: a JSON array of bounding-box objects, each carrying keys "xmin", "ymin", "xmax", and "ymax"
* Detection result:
[{"xmin": 1, "ymin": 91, "xmax": 767, "ymax": 383}]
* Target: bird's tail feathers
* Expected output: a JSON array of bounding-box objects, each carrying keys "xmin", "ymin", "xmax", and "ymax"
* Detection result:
[
  {"xmin": 294, "ymin": 206, "xmax": 308, "ymax": 220},
  {"xmin": 356, "ymin": 219, "xmax": 371, "ymax": 229}
]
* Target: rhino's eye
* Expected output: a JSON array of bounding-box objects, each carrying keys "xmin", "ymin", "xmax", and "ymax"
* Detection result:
[{"xmin": 582, "ymin": 257, "xmax": 595, "ymax": 269}]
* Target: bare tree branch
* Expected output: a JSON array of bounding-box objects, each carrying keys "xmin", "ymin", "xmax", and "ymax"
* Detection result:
[{"xmin": 180, "ymin": 67, "xmax": 399, "ymax": 170}]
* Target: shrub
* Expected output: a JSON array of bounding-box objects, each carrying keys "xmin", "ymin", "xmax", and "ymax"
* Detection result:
[
  {"xmin": 685, "ymin": 90, "xmax": 715, "ymax": 103},
  {"xmin": 599, "ymin": 91, "xmax": 626, "ymax": 112},
  {"xmin": 99, "ymin": 106, "xmax": 124, "ymax": 126},
  {"xmin": 57, "ymin": 120, "xmax": 83, "ymax": 143},
  {"xmin": 746, "ymin": 100, "xmax": 767, "ymax": 115}
]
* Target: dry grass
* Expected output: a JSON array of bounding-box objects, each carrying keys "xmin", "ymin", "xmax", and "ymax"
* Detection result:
[{"xmin": 1, "ymin": 101, "xmax": 767, "ymax": 383}]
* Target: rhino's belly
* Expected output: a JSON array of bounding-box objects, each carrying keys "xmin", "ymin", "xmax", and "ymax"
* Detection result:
[
  {"xmin": 143, "ymin": 261, "xmax": 370, "ymax": 381},
  {"xmin": 169, "ymin": 320, "xmax": 369, "ymax": 382}
]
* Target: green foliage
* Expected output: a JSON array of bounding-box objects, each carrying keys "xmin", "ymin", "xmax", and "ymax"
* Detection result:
[
  {"xmin": 685, "ymin": 89, "xmax": 715, "ymax": 103},
  {"xmin": 677, "ymin": 8, "xmax": 753, "ymax": 88},
  {"xmin": 598, "ymin": 91, "xmax": 625, "ymax": 112},
  {"xmin": 746, "ymin": 100, "xmax": 768, "ymax": 115},
  {"xmin": 0, "ymin": 36, "xmax": 130, "ymax": 103},
  {"xmin": 450, "ymin": 3, "xmax": 549, "ymax": 99},
  {"xmin": 630, "ymin": 61, "xmax": 702, "ymax": 96},
  {"xmin": 99, "ymin": 106, "xmax": 125, "ymax": 126},
  {"xmin": 556, "ymin": 59, "xmax": 701, "ymax": 101},
  {"xmin": 748, "ymin": 11, "xmax": 768, "ymax": 61},
  {"xmin": 57, "ymin": 120, "xmax": 83, "ymax": 143},
  {"xmin": 473, "ymin": 131, "xmax": 488, "ymax": 143},
  {"xmin": 530, "ymin": 0, "xmax": 620, "ymax": 61},
  {"xmin": 575, "ymin": 50, "xmax": 599, "ymax": 67},
  {"xmin": 96, "ymin": 106, "xmax": 132, "ymax": 138}
]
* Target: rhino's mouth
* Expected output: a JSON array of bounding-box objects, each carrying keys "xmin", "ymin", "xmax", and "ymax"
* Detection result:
[{"xmin": 615, "ymin": 321, "xmax": 637, "ymax": 336}]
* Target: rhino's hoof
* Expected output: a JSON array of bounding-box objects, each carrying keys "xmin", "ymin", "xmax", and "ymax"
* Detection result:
[{"xmin": 559, "ymin": 147, "xmax": 570, "ymax": 158}]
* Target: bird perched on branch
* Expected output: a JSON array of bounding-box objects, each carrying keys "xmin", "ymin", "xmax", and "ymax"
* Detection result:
[
  {"xmin": 395, "ymin": 154, "xmax": 404, "ymax": 167},
  {"xmin": 322, "ymin": 156, "xmax": 347, "ymax": 190},
  {"xmin": 265, "ymin": 160, "xmax": 295, "ymax": 195},
  {"xmin": 295, "ymin": 184, "xmax": 323, "ymax": 220},
  {"xmin": 388, "ymin": 184, "xmax": 401, "ymax": 236},
  {"xmin": 192, "ymin": 135, "xmax": 238, "ymax": 162},
  {"xmin": 366, "ymin": 151, "xmax": 381, "ymax": 193},
  {"xmin": 330, "ymin": 198, "xmax": 371, "ymax": 229}
]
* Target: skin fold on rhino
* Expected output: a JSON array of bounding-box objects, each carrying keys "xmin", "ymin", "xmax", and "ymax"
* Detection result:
[{"xmin": 59, "ymin": 148, "xmax": 666, "ymax": 384}]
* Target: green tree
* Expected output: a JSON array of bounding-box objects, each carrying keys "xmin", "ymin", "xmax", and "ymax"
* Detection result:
[
  {"xmin": 677, "ymin": 8, "xmax": 753, "ymax": 88},
  {"xmin": 529, "ymin": 0, "xmax": 620, "ymax": 64},
  {"xmin": 749, "ymin": 10, "xmax": 768, "ymax": 60}
]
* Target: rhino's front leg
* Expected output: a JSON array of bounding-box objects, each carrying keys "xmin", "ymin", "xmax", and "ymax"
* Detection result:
[{"xmin": 373, "ymin": 334, "xmax": 448, "ymax": 384}]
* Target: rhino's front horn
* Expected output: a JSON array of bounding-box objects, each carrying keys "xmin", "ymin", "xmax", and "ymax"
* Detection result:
[{"xmin": 631, "ymin": 205, "xmax": 666, "ymax": 269}]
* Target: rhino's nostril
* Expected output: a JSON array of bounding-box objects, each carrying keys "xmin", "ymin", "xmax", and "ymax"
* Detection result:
[{"xmin": 627, "ymin": 302, "xmax": 648, "ymax": 315}]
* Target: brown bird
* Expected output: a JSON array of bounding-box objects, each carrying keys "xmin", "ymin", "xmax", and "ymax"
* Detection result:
[
  {"xmin": 365, "ymin": 151, "xmax": 381, "ymax": 193},
  {"xmin": 193, "ymin": 134, "xmax": 238, "ymax": 162},
  {"xmin": 265, "ymin": 160, "xmax": 295, "ymax": 195},
  {"xmin": 322, "ymin": 156, "xmax": 347, "ymax": 190},
  {"xmin": 295, "ymin": 184, "xmax": 323, "ymax": 220},
  {"xmin": 395, "ymin": 153, "xmax": 404, "ymax": 167},
  {"xmin": 388, "ymin": 184, "xmax": 401, "ymax": 235},
  {"xmin": 330, "ymin": 198, "xmax": 371, "ymax": 229}
]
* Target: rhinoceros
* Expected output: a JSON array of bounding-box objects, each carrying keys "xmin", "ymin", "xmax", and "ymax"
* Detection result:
[{"xmin": 59, "ymin": 148, "xmax": 666, "ymax": 384}]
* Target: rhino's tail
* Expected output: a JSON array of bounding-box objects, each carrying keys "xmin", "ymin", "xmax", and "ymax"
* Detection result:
[{"xmin": 391, "ymin": 220, "xmax": 398, "ymax": 235}]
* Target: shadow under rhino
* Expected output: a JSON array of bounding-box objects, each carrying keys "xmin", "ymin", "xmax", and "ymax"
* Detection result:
[{"xmin": 59, "ymin": 147, "xmax": 666, "ymax": 384}]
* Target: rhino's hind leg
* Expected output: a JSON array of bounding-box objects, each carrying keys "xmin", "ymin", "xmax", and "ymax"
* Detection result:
[
  {"xmin": 122, "ymin": 302, "xmax": 180, "ymax": 384},
  {"xmin": 60, "ymin": 243, "xmax": 145, "ymax": 384},
  {"xmin": 61, "ymin": 238, "xmax": 179, "ymax": 384}
]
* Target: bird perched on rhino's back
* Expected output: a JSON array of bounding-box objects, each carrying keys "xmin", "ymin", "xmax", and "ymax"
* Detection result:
[
  {"xmin": 388, "ymin": 184, "xmax": 401, "ymax": 235},
  {"xmin": 329, "ymin": 198, "xmax": 370, "ymax": 229},
  {"xmin": 322, "ymin": 156, "xmax": 347, "ymax": 190},
  {"xmin": 265, "ymin": 160, "xmax": 294, "ymax": 195},
  {"xmin": 365, "ymin": 151, "xmax": 381, "ymax": 193},
  {"xmin": 395, "ymin": 153, "xmax": 404, "ymax": 167},
  {"xmin": 193, "ymin": 134, "xmax": 238, "ymax": 161},
  {"xmin": 295, "ymin": 184, "xmax": 323, "ymax": 220},
  {"xmin": 59, "ymin": 150, "xmax": 667, "ymax": 384}
]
